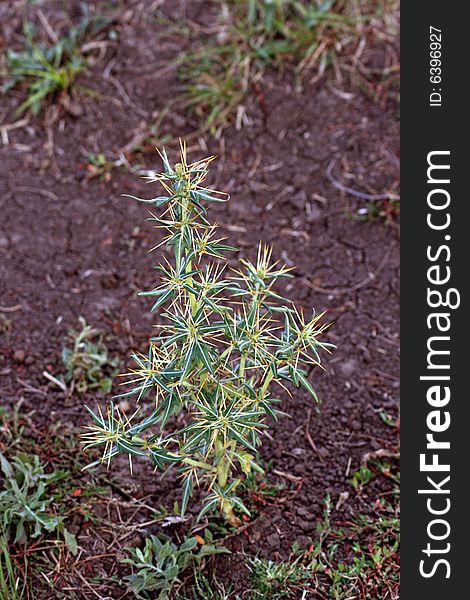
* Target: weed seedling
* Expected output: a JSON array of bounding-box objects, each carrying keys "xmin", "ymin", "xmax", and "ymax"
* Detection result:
[
  {"xmin": 348, "ymin": 465, "xmax": 374, "ymax": 492},
  {"xmin": 83, "ymin": 143, "xmax": 333, "ymax": 526},
  {"xmin": 308, "ymin": 495, "xmax": 400, "ymax": 598},
  {"xmin": 122, "ymin": 534, "xmax": 228, "ymax": 599},
  {"xmin": 61, "ymin": 317, "xmax": 119, "ymax": 394},
  {"xmin": 0, "ymin": 451, "xmax": 66, "ymax": 543},
  {"xmin": 2, "ymin": 11, "xmax": 108, "ymax": 116}
]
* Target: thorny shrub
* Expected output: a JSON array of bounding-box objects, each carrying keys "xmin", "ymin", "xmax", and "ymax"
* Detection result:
[{"xmin": 82, "ymin": 142, "xmax": 333, "ymax": 526}]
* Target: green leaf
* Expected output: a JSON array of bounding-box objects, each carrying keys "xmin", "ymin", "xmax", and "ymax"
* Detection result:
[
  {"xmin": 227, "ymin": 426, "xmax": 257, "ymax": 452},
  {"xmin": 64, "ymin": 529, "xmax": 78, "ymax": 555},
  {"xmin": 0, "ymin": 452, "xmax": 13, "ymax": 479},
  {"xmin": 298, "ymin": 372, "xmax": 320, "ymax": 402},
  {"xmin": 197, "ymin": 497, "xmax": 219, "ymax": 521},
  {"xmin": 195, "ymin": 340, "xmax": 214, "ymax": 374},
  {"xmin": 230, "ymin": 495, "xmax": 251, "ymax": 516},
  {"xmin": 122, "ymin": 194, "xmax": 171, "ymax": 206},
  {"xmin": 181, "ymin": 475, "xmax": 192, "ymax": 517},
  {"xmin": 180, "ymin": 537, "xmax": 197, "ymax": 552}
]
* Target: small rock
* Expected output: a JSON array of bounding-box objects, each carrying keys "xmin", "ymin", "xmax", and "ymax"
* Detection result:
[
  {"xmin": 266, "ymin": 532, "xmax": 280, "ymax": 549},
  {"xmin": 13, "ymin": 349, "xmax": 25, "ymax": 363},
  {"xmin": 296, "ymin": 506, "xmax": 314, "ymax": 521},
  {"xmin": 340, "ymin": 358, "xmax": 356, "ymax": 377},
  {"xmin": 335, "ymin": 491, "xmax": 350, "ymax": 510},
  {"xmin": 306, "ymin": 205, "xmax": 323, "ymax": 223},
  {"xmin": 299, "ymin": 520, "xmax": 315, "ymax": 533},
  {"xmin": 119, "ymin": 399, "xmax": 130, "ymax": 412},
  {"xmin": 295, "ymin": 536, "xmax": 312, "ymax": 549}
]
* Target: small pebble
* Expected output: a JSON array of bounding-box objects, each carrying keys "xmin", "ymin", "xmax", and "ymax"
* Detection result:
[
  {"xmin": 13, "ymin": 349, "xmax": 25, "ymax": 363},
  {"xmin": 296, "ymin": 506, "xmax": 314, "ymax": 521},
  {"xmin": 266, "ymin": 532, "xmax": 280, "ymax": 549}
]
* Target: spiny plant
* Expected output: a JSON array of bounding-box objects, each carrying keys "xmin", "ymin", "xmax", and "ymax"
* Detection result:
[{"xmin": 82, "ymin": 142, "xmax": 333, "ymax": 526}]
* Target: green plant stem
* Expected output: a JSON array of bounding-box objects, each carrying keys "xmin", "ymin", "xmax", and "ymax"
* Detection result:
[
  {"xmin": 260, "ymin": 370, "xmax": 274, "ymax": 399},
  {"xmin": 180, "ymin": 192, "xmax": 197, "ymax": 315},
  {"xmin": 215, "ymin": 438, "xmax": 228, "ymax": 489},
  {"xmin": 186, "ymin": 258, "xmax": 197, "ymax": 316},
  {"xmin": 239, "ymin": 355, "xmax": 246, "ymax": 378},
  {"xmin": 215, "ymin": 438, "xmax": 240, "ymax": 527}
]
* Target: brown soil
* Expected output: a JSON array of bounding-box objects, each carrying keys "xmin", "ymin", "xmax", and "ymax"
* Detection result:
[{"xmin": 0, "ymin": 1, "xmax": 399, "ymax": 598}]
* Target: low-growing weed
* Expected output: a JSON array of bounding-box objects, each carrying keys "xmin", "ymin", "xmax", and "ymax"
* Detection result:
[
  {"xmin": 122, "ymin": 534, "xmax": 228, "ymax": 599},
  {"xmin": 2, "ymin": 10, "xmax": 108, "ymax": 116},
  {"xmin": 356, "ymin": 198, "xmax": 400, "ymax": 224},
  {"xmin": 172, "ymin": 0, "xmax": 399, "ymax": 131},
  {"xmin": 348, "ymin": 465, "xmax": 374, "ymax": 492},
  {"xmin": 247, "ymin": 555, "xmax": 310, "ymax": 598},
  {"xmin": 61, "ymin": 317, "xmax": 119, "ymax": 394},
  {"xmin": 0, "ymin": 451, "xmax": 66, "ymax": 543}
]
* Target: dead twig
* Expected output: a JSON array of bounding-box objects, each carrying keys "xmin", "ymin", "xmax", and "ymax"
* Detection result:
[
  {"xmin": 43, "ymin": 370, "xmax": 68, "ymax": 393},
  {"xmin": 273, "ymin": 469, "xmax": 303, "ymax": 483},
  {"xmin": 17, "ymin": 378, "xmax": 48, "ymax": 397},
  {"xmin": 361, "ymin": 448, "xmax": 400, "ymax": 467},
  {"xmin": 14, "ymin": 186, "xmax": 59, "ymax": 201},
  {"xmin": 304, "ymin": 248, "xmax": 391, "ymax": 296},
  {"xmin": 0, "ymin": 117, "xmax": 30, "ymax": 145},
  {"xmin": 0, "ymin": 304, "xmax": 23, "ymax": 312},
  {"xmin": 305, "ymin": 408, "xmax": 323, "ymax": 461},
  {"xmin": 326, "ymin": 159, "xmax": 399, "ymax": 201}
]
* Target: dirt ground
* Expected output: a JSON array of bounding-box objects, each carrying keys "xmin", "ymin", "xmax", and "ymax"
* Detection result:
[{"xmin": 0, "ymin": 1, "xmax": 399, "ymax": 598}]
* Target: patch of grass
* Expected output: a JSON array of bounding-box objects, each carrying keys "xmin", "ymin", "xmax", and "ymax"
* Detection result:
[
  {"xmin": 180, "ymin": 570, "xmax": 231, "ymax": 600},
  {"xmin": 0, "ymin": 409, "xmax": 112, "ymax": 598},
  {"xmin": 60, "ymin": 316, "xmax": 120, "ymax": 394},
  {"xmin": 85, "ymin": 153, "xmax": 116, "ymax": 182},
  {"xmin": 308, "ymin": 495, "xmax": 400, "ymax": 599},
  {"xmin": 0, "ymin": 542, "xmax": 28, "ymax": 600},
  {"xmin": 247, "ymin": 555, "xmax": 310, "ymax": 598},
  {"xmin": 2, "ymin": 10, "xmax": 108, "ymax": 116},
  {"xmin": 356, "ymin": 198, "xmax": 400, "ymax": 224},
  {"xmin": 235, "ymin": 490, "xmax": 399, "ymax": 599},
  {"xmin": 171, "ymin": 0, "xmax": 399, "ymax": 132}
]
